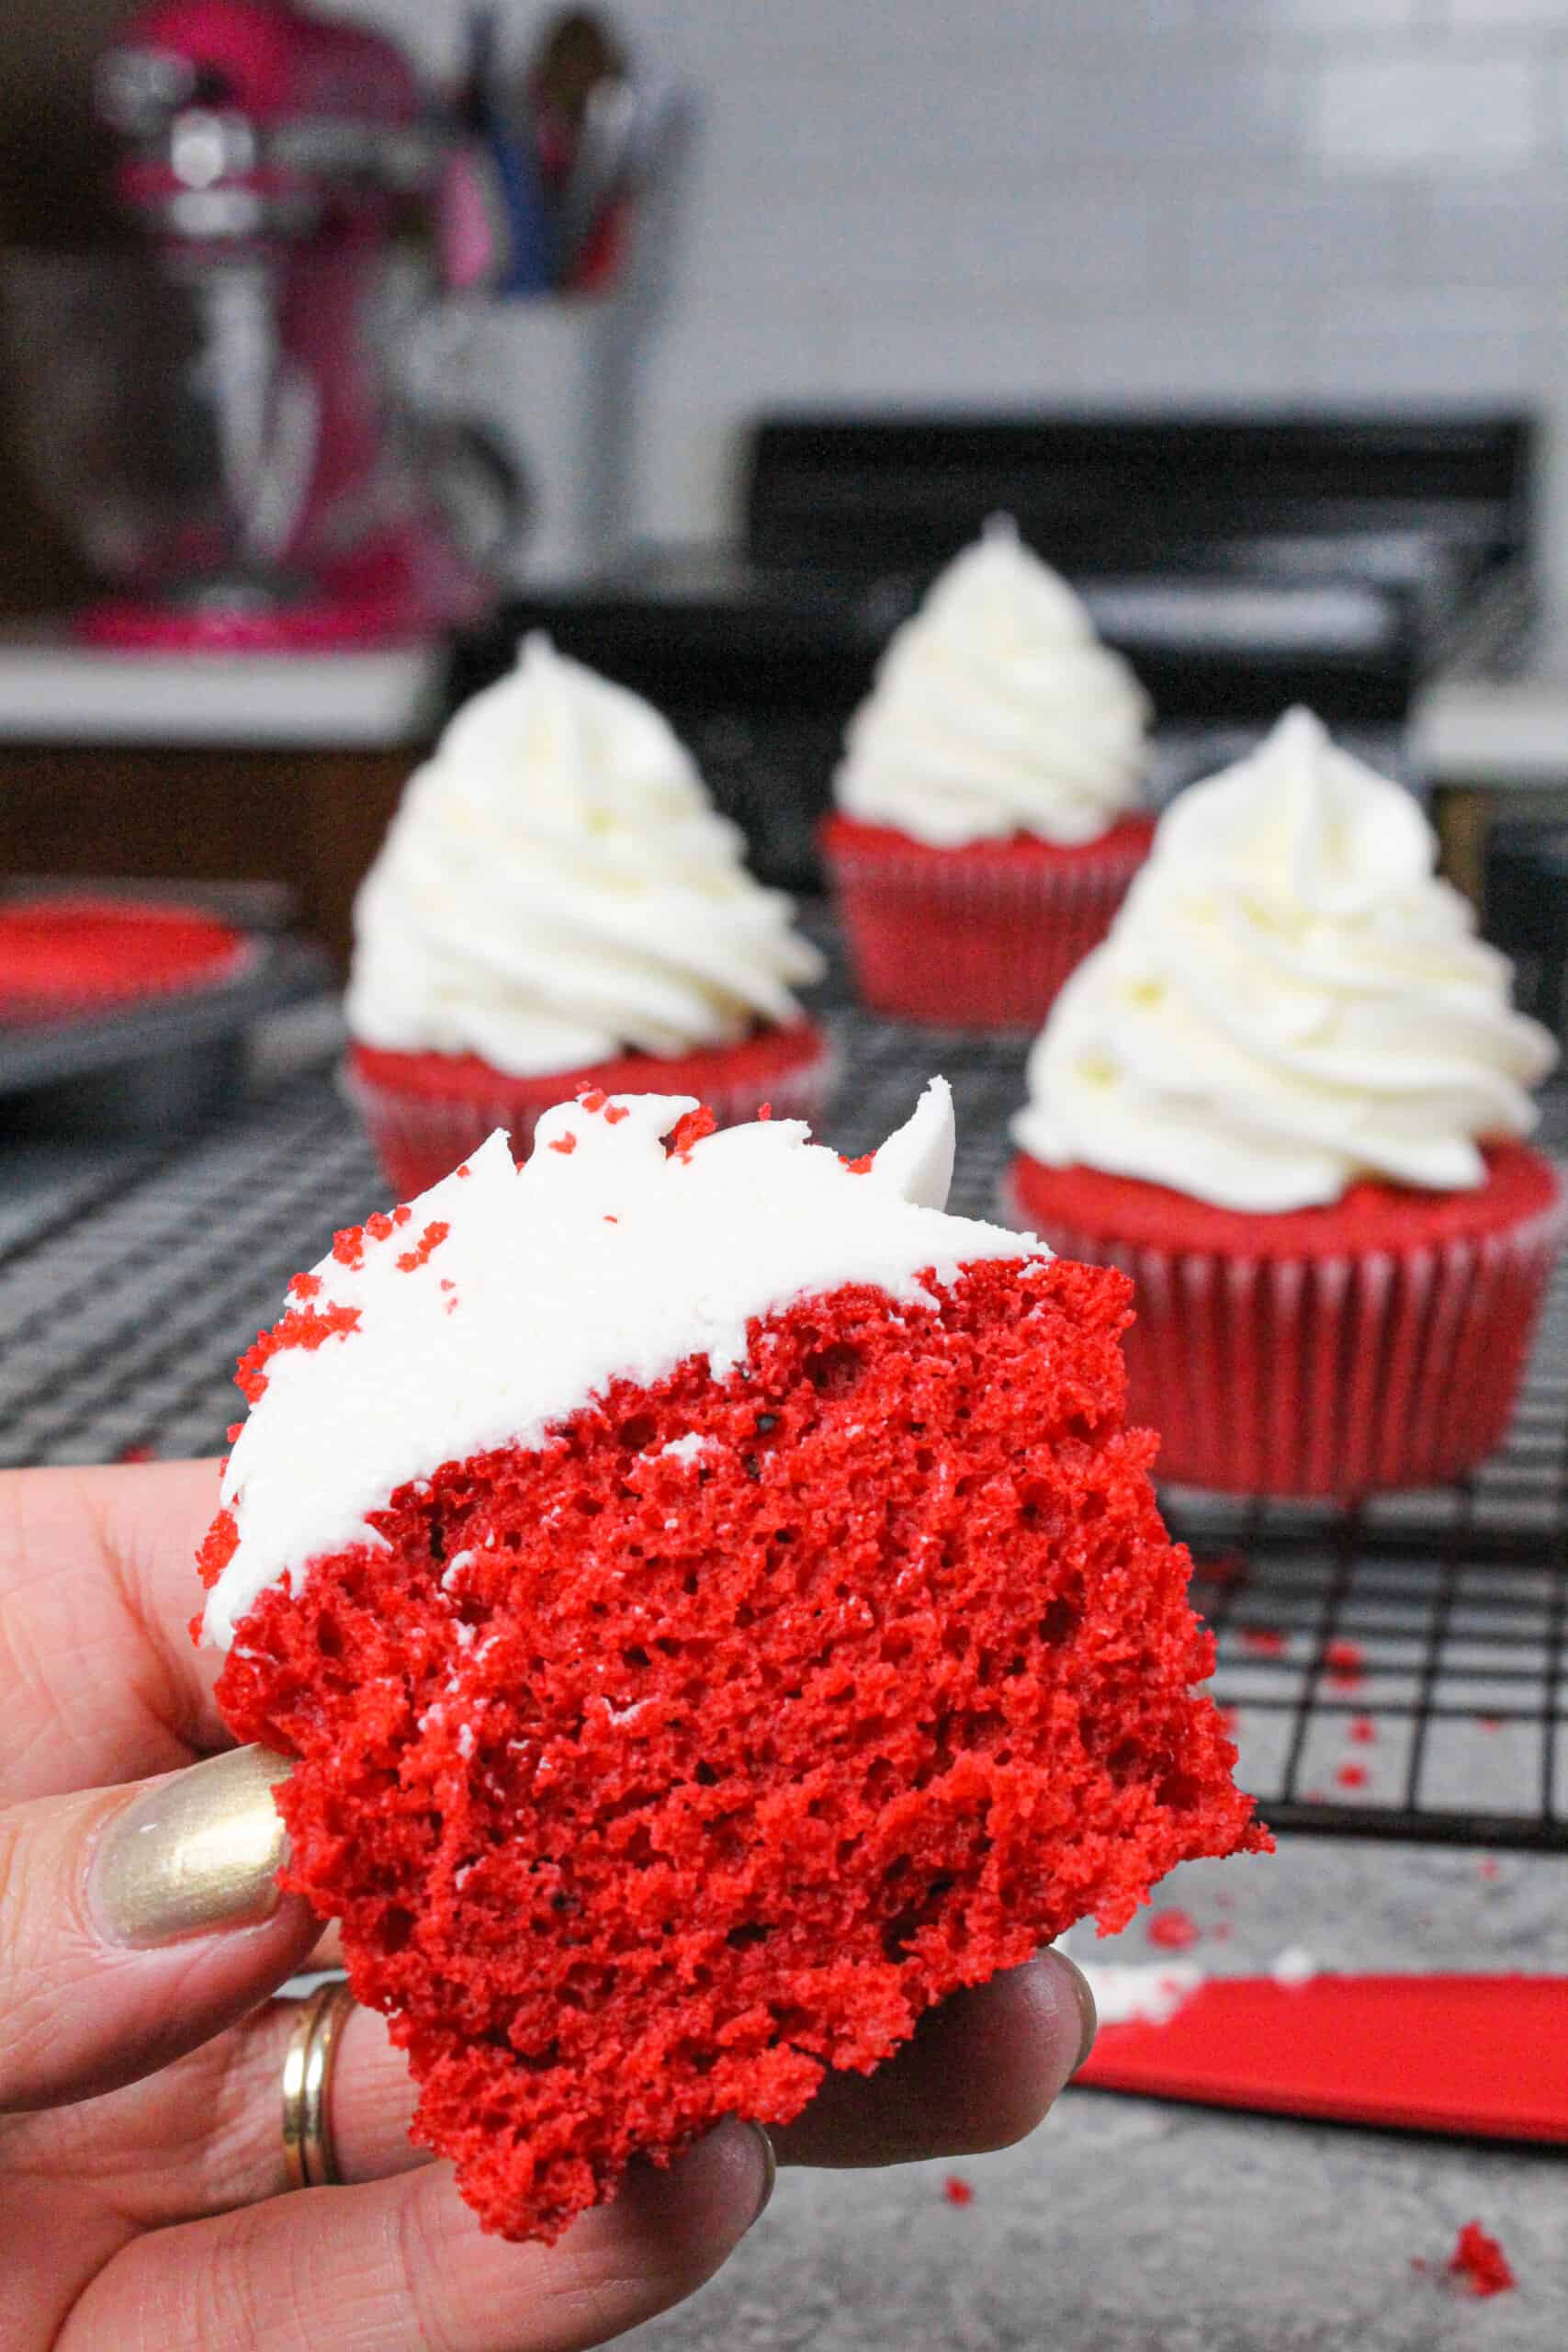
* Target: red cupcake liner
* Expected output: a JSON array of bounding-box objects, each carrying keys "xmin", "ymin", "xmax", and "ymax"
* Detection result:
[
  {"xmin": 0, "ymin": 894, "xmax": 253, "ymax": 1021},
  {"xmin": 345, "ymin": 1022, "xmax": 836, "ymax": 1197},
  {"xmin": 1008, "ymin": 1148, "xmax": 1566, "ymax": 1498},
  {"xmin": 821, "ymin": 812, "xmax": 1154, "ymax": 1031}
]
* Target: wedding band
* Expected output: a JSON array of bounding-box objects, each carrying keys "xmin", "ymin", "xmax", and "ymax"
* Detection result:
[{"xmin": 281, "ymin": 1979, "xmax": 356, "ymax": 2190}]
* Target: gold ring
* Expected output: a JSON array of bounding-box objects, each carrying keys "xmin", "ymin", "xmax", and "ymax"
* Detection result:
[{"xmin": 281, "ymin": 1979, "xmax": 356, "ymax": 2191}]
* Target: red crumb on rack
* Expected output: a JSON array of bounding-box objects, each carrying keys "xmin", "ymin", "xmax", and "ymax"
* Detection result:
[
  {"xmin": 1196, "ymin": 1548, "xmax": 1249, "ymax": 1589},
  {"xmin": 942, "ymin": 2176, "xmax": 975, "ymax": 2206},
  {"xmin": 1147, "ymin": 1908, "xmax": 1200, "ymax": 1951},
  {"xmin": 1325, "ymin": 1639, "xmax": 1366, "ymax": 1691},
  {"xmin": 1349, "ymin": 1716, "xmax": 1377, "ymax": 1744},
  {"xmin": 548, "ymin": 1132, "xmax": 578, "ymax": 1156},
  {"xmin": 397, "ymin": 1220, "xmax": 450, "ymax": 1274},
  {"xmin": 118, "ymin": 1442, "xmax": 156, "ymax": 1464},
  {"xmin": 1478, "ymin": 1715, "xmax": 1504, "ymax": 1734},
  {"xmin": 577, "ymin": 1087, "xmax": 608, "ymax": 1113},
  {"xmin": 1447, "ymin": 2222, "xmax": 1515, "ymax": 2297},
  {"xmin": 1214, "ymin": 1702, "xmax": 1239, "ymax": 1736},
  {"xmin": 235, "ymin": 1302, "xmax": 361, "ymax": 1404},
  {"xmin": 1239, "ymin": 1627, "xmax": 1287, "ymax": 1657},
  {"xmin": 667, "ymin": 1105, "xmax": 717, "ymax": 1159},
  {"xmin": 1478, "ymin": 1857, "xmax": 1501, "ymax": 1882},
  {"xmin": 1335, "ymin": 1762, "xmax": 1369, "ymax": 1791}
]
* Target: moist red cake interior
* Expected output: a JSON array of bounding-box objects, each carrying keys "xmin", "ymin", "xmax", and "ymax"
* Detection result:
[
  {"xmin": 214, "ymin": 1256, "xmax": 1266, "ymax": 2243},
  {"xmin": 1012, "ymin": 1140, "xmax": 1561, "ymax": 1260},
  {"xmin": 0, "ymin": 894, "xmax": 246, "ymax": 1012},
  {"xmin": 348, "ymin": 1017, "xmax": 825, "ymax": 1105},
  {"xmin": 821, "ymin": 810, "xmax": 1156, "ymax": 867}
]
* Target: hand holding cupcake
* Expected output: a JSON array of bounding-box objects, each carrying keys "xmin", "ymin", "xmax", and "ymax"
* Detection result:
[
  {"xmin": 346, "ymin": 634, "xmax": 828, "ymax": 1193},
  {"xmin": 823, "ymin": 515, "xmax": 1155, "ymax": 1028},
  {"xmin": 1011, "ymin": 707, "xmax": 1563, "ymax": 1496}
]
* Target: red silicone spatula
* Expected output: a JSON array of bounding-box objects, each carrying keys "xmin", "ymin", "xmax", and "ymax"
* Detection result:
[{"xmin": 1075, "ymin": 1974, "xmax": 1568, "ymax": 2142}]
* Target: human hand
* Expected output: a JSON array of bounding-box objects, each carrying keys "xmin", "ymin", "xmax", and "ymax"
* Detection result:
[{"xmin": 1, "ymin": 1460, "xmax": 1096, "ymax": 2352}]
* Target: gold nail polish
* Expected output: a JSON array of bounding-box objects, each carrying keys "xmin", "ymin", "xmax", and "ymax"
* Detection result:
[{"xmin": 89, "ymin": 1746, "xmax": 294, "ymax": 1950}]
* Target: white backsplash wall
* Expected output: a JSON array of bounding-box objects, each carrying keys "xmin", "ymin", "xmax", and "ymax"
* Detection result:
[{"xmin": 328, "ymin": 0, "xmax": 1568, "ymax": 599}]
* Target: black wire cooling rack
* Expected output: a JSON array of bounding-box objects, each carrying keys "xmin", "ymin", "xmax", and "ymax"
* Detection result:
[{"xmin": 2, "ymin": 982, "xmax": 1565, "ymax": 1853}]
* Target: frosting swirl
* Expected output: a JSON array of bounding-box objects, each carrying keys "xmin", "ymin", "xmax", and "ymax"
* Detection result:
[
  {"xmin": 833, "ymin": 516, "xmax": 1152, "ymax": 847},
  {"xmin": 347, "ymin": 635, "xmax": 823, "ymax": 1076},
  {"xmin": 1013, "ymin": 708, "xmax": 1559, "ymax": 1212}
]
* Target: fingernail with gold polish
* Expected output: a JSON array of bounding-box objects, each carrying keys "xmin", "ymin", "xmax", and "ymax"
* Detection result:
[{"xmin": 89, "ymin": 1746, "xmax": 294, "ymax": 1950}]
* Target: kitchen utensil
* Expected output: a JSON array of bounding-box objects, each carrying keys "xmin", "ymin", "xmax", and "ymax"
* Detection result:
[
  {"xmin": 1075, "ymin": 1973, "xmax": 1568, "ymax": 2143},
  {"xmin": 5, "ymin": 0, "xmax": 508, "ymax": 651}
]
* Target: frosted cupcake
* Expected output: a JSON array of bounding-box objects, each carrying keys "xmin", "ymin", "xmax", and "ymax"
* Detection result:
[
  {"xmin": 1010, "ymin": 708, "xmax": 1563, "ymax": 1498},
  {"xmin": 345, "ymin": 635, "xmax": 829, "ymax": 1193},
  {"xmin": 822, "ymin": 516, "xmax": 1154, "ymax": 1028}
]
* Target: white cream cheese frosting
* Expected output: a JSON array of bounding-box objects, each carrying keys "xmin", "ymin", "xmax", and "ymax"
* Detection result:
[
  {"xmin": 345, "ymin": 634, "xmax": 823, "ymax": 1077},
  {"xmin": 203, "ymin": 1080, "xmax": 1047, "ymax": 1648},
  {"xmin": 1013, "ymin": 707, "xmax": 1559, "ymax": 1214},
  {"xmin": 833, "ymin": 515, "xmax": 1152, "ymax": 848}
]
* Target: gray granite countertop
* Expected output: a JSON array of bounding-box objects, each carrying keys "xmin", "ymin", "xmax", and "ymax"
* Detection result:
[{"xmin": 629, "ymin": 1836, "xmax": 1568, "ymax": 2351}]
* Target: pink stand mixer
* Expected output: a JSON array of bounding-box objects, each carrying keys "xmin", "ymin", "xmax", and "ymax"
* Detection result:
[{"xmin": 3, "ymin": 0, "xmax": 512, "ymax": 651}]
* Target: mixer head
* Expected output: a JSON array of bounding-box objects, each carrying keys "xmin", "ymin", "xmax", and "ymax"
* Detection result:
[{"xmin": 96, "ymin": 0, "xmax": 438, "ymax": 243}]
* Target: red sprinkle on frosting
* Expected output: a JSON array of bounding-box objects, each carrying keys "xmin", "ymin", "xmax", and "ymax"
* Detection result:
[
  {"xmin": 235, "ymin": 1301, "xmax": 361, "ymax": 1404},
  {"xmin": 290, "ymin": 1271, "xmax": 322, "ymax": 1300},
  {"xmin": 197, "ymin": 1507, "xmax": 240, "ymax": 1590},
  {"xmin": 758, "ymin": 1102, "xmax": 773, "ymax": 1119},
  {"xmin": 549, "ymin": 1132, "xmax": 579, "ymax": 1156},
  {"xmin": 667, "ymin": 1105, "xmax": 717, "ymax": 1160},
  {"xmin": 604, "ymin": 1103, "xmax": 628, "ymax": 1125},
  {"xmin": 332, "ymin": 1226, "xmax": 367, "ymax": 1271},
  {"xmin": 397, "ymin": 1219, "xmax": 451, "ymax": 1274},
  {"xmin": 840, "ymin": 1154, "xmax": 875, "ymax": 1174}
]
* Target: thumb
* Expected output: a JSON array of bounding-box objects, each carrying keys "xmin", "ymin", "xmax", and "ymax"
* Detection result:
[{"xmin": 0, "ymin": 1746, "xmax": 318, "ymax": 2113}]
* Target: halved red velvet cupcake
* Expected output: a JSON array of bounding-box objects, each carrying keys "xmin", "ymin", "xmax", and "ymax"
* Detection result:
[{"xmin": 198, "ymin": 1084, "xmax": 1267, "ymax": 2243}]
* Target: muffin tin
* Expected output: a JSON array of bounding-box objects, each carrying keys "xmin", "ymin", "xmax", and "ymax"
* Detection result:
[{"xmin": 0, "ymin": 882, "xmax": 332, "ymax": 1139}]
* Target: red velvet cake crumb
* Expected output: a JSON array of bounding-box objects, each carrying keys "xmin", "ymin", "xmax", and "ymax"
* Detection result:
[
  {"xmin": 214, "ymin": 1258, "xmax": 1268, "ymax": 2244},
  {"xmin": 1146, "ymin": 1908, "xmax": 1200, "ymax": 1951},
  {"xmin": 942, "ymin": 2175, "xmax": 976, "ymax": 2206},
  {"xmin": 1447, "ymin": 2222, "xmax": 1515, "ymax": 2297}
]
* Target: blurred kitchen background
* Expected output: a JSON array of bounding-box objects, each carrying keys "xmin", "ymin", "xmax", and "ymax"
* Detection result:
[{"xmin": 1, "ymin": 0, "xmax": 1567, "ymax": 980}]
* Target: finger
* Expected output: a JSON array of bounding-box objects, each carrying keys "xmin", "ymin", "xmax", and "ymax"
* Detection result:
[
  {"xmin": 770, "ymin": 1949, "xmax": 1096, "ymax": 2168},
  {"xmin": 0, "ymin": 1747, "xmax": 318, "ymax": 2112},
  {"xmin": 59, "ymin": 2119, "xmax": 773, "ymax": 2352},
  {"xmin": 0, "ymin": 1460, "xmax": 228, "ymax": 1801}
]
